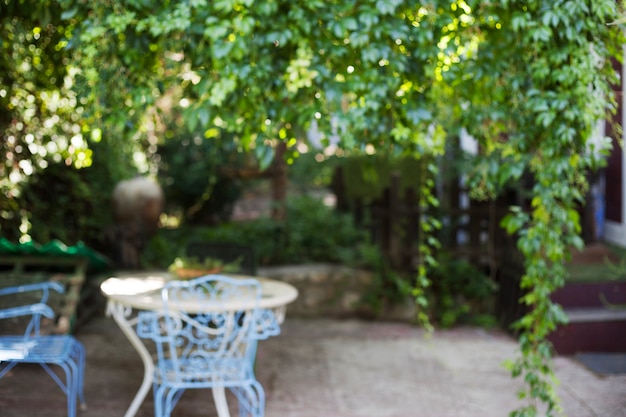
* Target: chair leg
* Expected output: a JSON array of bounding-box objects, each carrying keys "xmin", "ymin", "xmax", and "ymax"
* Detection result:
[
  {"xmin": 41, "ymin": 361, "xmax": 77, "ymax": 417},
  {"xmin": 0, "ymin": 361, "xmax": 18, "ymax": 379},
  {"xmin": 66, "ymin": 342, "xmax": 87, "ymax": 415},
  {"xmin": 170, "ymin": 388, "xmax": 185, "ymax": 412},
  {"xmin": 61, "ymin": 339, "xmax": 87, "ymax": 416},
  {"xmin": 154, "ymin": 384, "xmax": 184, "ymax": 417},
  {"xmin": 72, "ymin": 340, "xmax": 87, "ymax": 409},
  {"xmin": 153, "ymin": 383, "xmax": 167, "ymax": 417},
  {"xmin": 231, "ymin": 381, "xmax": 265, "ymax": 417},
  {"xmin": 38, "ymin": 339, "xmax": 86, "ymax": 417},
  {"xmin": 165, "ymin": 387, "xmax": 183, "ymax": 417},
  {"xmin": 66, "ymin": 360, "xmax": 79, "ymax": 417}
]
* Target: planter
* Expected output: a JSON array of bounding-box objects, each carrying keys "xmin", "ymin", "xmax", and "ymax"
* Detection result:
[{"xmin": 171, "ymin": 268, "xmax": 223, "ymax": 280}]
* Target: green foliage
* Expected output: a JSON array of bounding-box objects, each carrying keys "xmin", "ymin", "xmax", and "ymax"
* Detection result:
[
  {"xmin": 1, "ymin": 137, "xmax": 137, "ymax": 249},
  {"xmin": 141, "ymin": 227, "xmax": 189, "ymax": 269},
  {"xmin": 11, "ymin": 163, "xmax": 104, "ymax": 245},
  {"xmin": 168, "ymin": 256, "xmax": 242, "ymax": 279},
  {"xmin": 60, "ymin": 0, "xmax": 449, "ymax": 161},
  {"xmin": 288, "ymin": 152, "xmax": 338, "ymax": 192},
  {"xmin": 429, "ymin": 254, "xmax": 498, "ymax": 328},
  {"xmin": 0, "ymin": 0, "xmax": 94, "ymax": 237},
  {"xmin": 337, "ymin": 154, "xmax": 429, "ymax": 201},
  {"xmin": 202, "ymin": 195, "xmax": 370, "ymax": 266},
  {"xmin": 357, "ymin": 243, "xmax": 413, "ymax": 317},
  {"xmin": 450, "ymin": 1, "xmax": 624, "ymax": 415},
  {"xmin": 143, "ymin": 194, "xmax": 370, "ymax": 269},
  {"xmin": 157, "ymin": 134, "xmax": 243, "ymax": 225}
]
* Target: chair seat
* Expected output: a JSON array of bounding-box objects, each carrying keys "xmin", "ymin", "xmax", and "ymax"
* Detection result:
[
  {"xmin": 156, "ymin": 356, "xmax": 254, "ymax": 386},
  {"xmin": 0, "ymin": 335, "xmax": 79, "ymax": 362}
]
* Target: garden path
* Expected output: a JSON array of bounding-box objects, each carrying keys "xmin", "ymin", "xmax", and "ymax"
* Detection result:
[{"xmin": 1, "ymin": 316, "xmax": 624, "ymax": 417}]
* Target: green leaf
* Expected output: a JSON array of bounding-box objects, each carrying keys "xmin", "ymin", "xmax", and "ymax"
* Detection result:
[
  {"xmin": 530, "ymin": 26, "xmax": 552, "ymax": 42},
  {"xmin": 204, "ymin": 25, "xmax": 228, "ymax": 40},
  {"xmin": 359, "ymin": 12, "xmax": 379, "ymax": 28},
  {"xmin": 342, "ymin": 17, "xmax": 358, "ymax": 31},
  {"xmin": 255, "ymin": 144, "xmax": 275, "ymax": 171},
  {"xmin": 376, "ymin": 0, "xmax": 401, "ymax": 15},
  {"xmin": 198, "ymin": 107, "xmax": 210, "ymax": 128},
  {"xmin": 61, "ymin": 7, "xmax": 78, "ymax": 20},
  {"xmin": 214, "ymin": 0, "xmax": 235, "ymax": 12},
  {"xmin": 212, "ymin": 41, "xmax": 234, "ymax": 59}
]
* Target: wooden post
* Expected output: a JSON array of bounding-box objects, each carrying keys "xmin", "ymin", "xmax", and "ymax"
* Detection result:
[
  {"xmin": 270, "ymin": 142, "xmax": 288, "ymax": 221},
  {"xmin": 404, "ymin": 187, "xmax": 419, "ymax": 271},
  {"xmin": 388, "ymin": 174, "xmax": 401, "ymax": 268}
]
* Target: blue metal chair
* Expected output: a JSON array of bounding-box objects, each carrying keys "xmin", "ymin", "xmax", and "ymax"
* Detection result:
[
  {"xmin": 0, "ymin": 282, "xmax": 86, "ymax": 417},
  {"xmin": 137, "ymin": 274, "xmax": 279, "ymax": 417}
]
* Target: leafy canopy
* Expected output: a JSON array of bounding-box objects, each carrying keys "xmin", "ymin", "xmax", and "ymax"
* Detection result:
[{"xmin": 60, "ymin": 0, "xmax": 450, "ymax": 164}]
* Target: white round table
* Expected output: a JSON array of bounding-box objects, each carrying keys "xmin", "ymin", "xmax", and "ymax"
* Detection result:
[{"xmin": 100, "ymin": 271, "xmax": 298, "ymax": 417}]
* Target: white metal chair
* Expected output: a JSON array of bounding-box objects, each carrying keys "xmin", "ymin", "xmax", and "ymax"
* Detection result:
[
  {"xmin": 0, "ymin": 281, "xmax": 86, "ymax": 417},
  {"xmin": 136, "ymin": 274, "xmax": 279, "ymax": 417}
]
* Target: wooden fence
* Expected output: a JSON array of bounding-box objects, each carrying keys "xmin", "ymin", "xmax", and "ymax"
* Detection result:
[
  {"xmin": 333, "ymin": 169, "xmax": 511, "ymax": 273},
  {"xmin": 331, "ymin": 166, "xmax": 526, "ymax": 328}
]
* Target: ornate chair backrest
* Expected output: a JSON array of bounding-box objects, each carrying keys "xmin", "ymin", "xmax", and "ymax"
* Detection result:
[{"xmin": 146, "ymin": 275, "xmax": 263, "ymax": 384}]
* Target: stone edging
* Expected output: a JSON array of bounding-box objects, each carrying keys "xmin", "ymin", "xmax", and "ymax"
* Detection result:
[{"xmin": 258, "ymin": 263, "xmax": 416, "ymax": 321}]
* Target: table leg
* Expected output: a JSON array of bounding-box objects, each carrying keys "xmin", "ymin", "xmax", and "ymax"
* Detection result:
[
  {"xmin": 212, "ymin": 387, "xmax": 231, "ymax": 417},
  {"xmin": 106, "ymin": 301, "xmax": 155, "ymax": 417}
]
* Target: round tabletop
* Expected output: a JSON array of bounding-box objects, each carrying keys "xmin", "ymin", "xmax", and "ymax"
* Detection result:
[{"xmin": 100, "ymin": 271, "xmax": 298, "ymax": 312}]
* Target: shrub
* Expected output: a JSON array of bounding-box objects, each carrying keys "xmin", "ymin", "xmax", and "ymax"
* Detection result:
[
  {"xmin": 428, "ymin": 253, "xmax": 498, "ymax": 328},
  {"xmin": 143, "ymin": 194, "xmax": 370, "ymax": 269},
  {"xmin": 157, "ymin": 135, "xmax": 243, "ymax": 225}
]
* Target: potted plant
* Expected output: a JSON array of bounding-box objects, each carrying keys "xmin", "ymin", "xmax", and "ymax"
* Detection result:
[{"xmin": 167, "ymin": 256, "xmax": 242, "ymax": 280}]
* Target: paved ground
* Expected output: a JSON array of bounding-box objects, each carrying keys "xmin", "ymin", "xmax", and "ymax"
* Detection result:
[{"xmin": 1, "ymin": 315, "xmax": 625, "ymax": 417}]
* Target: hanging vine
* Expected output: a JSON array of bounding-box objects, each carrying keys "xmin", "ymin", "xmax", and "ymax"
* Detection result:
[{"xmin": 450, "ymin": 1, "xmax": 623, "ymax": 415}]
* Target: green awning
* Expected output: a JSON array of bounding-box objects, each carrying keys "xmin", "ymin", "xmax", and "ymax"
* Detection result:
[{"xmin": 0, "ymin": 238, "xmax": 111, "ymax": 272}]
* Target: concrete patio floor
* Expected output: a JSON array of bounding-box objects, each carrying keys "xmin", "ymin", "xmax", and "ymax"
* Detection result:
[{"xmin": 1, "ymin": 315, "xmax": 625, "ymax": 417}]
